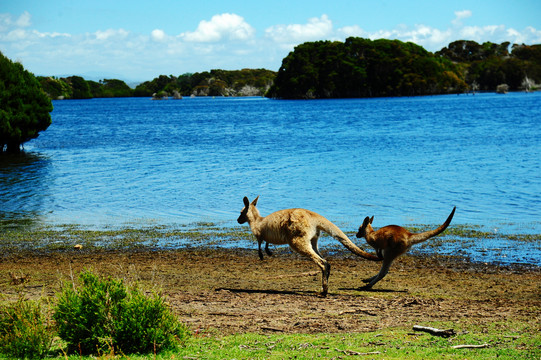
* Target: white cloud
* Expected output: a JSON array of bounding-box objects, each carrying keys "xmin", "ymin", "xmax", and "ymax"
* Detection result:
[
  {"xmin": 151, "ymin": 29, "xmax": 167, "ymax": 42},
  {"xmin": 94, "ymin": 28, "xmax": 129, "ymax": 41},
  {"xmin": 15, "ymin": 11, "xmax": 32, "ymax": 28},
  {"xmin": 452, "ymin": 10, "xmax": 472, "ymax": 26},
  {"xmin": 338, "ymin": 25, "xmax": 366, "ymax": 38},
  {"xmin": 265, "ymin": 14, "xmax": 333, "ymax": 44},
  {"xmin": 181, "ymin": 13, "xmax": 255, "ymax": 42}
]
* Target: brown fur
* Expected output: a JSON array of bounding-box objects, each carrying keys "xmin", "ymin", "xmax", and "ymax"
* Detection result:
[
  {"xmin": 238, "ymin": 196, "xmax": 380, "ymax": 296},
  {"xmin": 356, "ymin": 207, "xmax": 456, "ymax": 289}
]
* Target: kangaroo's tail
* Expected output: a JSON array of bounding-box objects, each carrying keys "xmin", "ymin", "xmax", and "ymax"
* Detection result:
[
  {"xmin": 317, "ymin": 217, "xmax": 381, "ymax": 261},
  {"xmin": 409, "ymin": 206, "xmax": 456, "ymax": 245}
]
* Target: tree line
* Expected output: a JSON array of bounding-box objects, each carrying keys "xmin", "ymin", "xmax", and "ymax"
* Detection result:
[
  {"xmin": 267, "ymin": 38, "xmax": 541, "ymax": 99},
  {"xmin": 37, "ymin": 69, "xmax": 277, "ymax": 100},
  {"xmin": 34, "ymin": 39, "xmax": 540, "ymax": 101}
]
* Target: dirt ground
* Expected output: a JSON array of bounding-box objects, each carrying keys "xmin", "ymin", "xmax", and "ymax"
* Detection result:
[{"xmin": 1, "ymin": 247, "xmax": 540, "ymax": 335}]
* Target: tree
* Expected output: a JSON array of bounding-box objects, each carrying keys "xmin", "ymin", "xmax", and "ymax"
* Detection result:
[
  {"xmin": 0, "ymin": 52, "xmax": 52, "ymax": 153},
  {"xmin": 267, "ymin": 37, "xmax": 467, "ymax": 99}
]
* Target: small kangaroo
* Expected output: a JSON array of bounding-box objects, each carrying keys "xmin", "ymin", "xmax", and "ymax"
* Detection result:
[
  {"xmin": 237, "ymin": 196, "xmax": 380, "ymax": 296},
  {"xmin": 356, "ymin": 206, "xmax": 456, "ymax": 289}
]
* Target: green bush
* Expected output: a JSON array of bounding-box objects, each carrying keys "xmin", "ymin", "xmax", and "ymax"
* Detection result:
[
  {"xmin": 0, "ymin": 296, "xmax": 53, "ymax": 359},
  {"xmin": 53, "ymin": 269, "xmax": 190, "ymax": 355}
]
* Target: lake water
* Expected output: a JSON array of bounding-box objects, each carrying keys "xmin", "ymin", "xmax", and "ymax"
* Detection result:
[{"xmin": 1, "ymin": 93, "xmax": 540, "ymax": 264}]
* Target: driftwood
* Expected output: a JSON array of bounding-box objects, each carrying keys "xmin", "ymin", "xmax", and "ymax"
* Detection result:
[
  {"xmin": 413, "ymin": 325, "xmax": 456, "ymax": 337},
  {"xmin": 452, "ymin": 344, "xmax": 489, "ymax": 349}
]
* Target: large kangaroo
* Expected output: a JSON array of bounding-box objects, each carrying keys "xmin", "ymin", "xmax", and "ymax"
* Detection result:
[
  {"xmin": 356, "ymin": 207, "xmax": 456, "ymax": 289},
  {"xmin": 237, "ymin": 196, "xmax": 381, "ymax": 296}
]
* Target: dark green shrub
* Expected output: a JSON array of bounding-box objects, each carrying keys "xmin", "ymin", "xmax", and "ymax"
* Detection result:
[
  {"xmin": 0, "ymin": 296, "xmax": 53, "ymax": 359},
  {"xmin": 53, "ymin": 269, "xmax": 190, "ymax": 355},
  {"xmin": 1, "ymin": 51, "xmax": 52, "ymax": 152}
]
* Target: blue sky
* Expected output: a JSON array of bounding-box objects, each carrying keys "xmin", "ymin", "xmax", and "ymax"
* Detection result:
[{"xmin": 1, "ymin": 0, "xmax": 540, "ymax": 81}]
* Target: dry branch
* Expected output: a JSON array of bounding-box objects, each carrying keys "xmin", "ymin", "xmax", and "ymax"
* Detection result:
[
  {"xmin": 335, "ymin": 348, "xmax": 381, "ymax": 356},
  {"xmin": 413, "ymin": 325, "xmax": 456, "ymax": 337},
  {"xmin": 452, "ymin": 344, "xmax": 489, "ymax": 349}
]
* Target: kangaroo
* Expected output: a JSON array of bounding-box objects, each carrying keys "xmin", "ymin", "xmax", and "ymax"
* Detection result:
[
  {"xmin": 237, "ymin": 196, "xmax": 381, "ymax": 296},
  {"xmin": 356, "ymin": 206, "xmax": 456, "ymax": 289}
]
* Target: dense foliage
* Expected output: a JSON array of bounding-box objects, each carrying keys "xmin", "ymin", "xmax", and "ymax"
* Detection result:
[
  {"xmin": 134, "ymin": 68, "xmax": 276, "ymax": 97},
  {"xmin": 54, "ymin": 269, "xmax": 190, "ymax": 355},
  {"xmin": 38, "ymin": 69, "xmax": 276, "ymax": 100},
  {"xmin": 266, "ymin": 38, "xmax": 468, "ymax": 99},
  {"xmin": 38, "ymin": 76, "xmax": 133, "ymax": 99},
  {"xmin": 437, "ymin": 41, "xmax": 541, "ymax": 91},
  {"xmin": 0, "ymin": 51, "xmax": 53, "ymax": 152},
  {"xmin": 267, "ymin": 38, "xmax": 541, "ymax": 99}
]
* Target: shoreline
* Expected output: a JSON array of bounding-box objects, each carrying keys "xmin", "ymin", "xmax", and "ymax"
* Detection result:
[{"xmin": 1, "ymin": 221, "xmax": 540, "ymax": 268}]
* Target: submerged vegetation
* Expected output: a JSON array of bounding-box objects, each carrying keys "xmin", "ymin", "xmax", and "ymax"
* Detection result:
[{"xmin": 0, "ymin": 220, "xmax": 539, "ymax": 266}]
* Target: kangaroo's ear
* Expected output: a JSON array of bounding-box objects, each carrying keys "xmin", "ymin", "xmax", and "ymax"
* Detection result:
[
  {"xmin": 251, "ymin": 195, "xmax": 259, "ymax": 206},
  {"xmin": 369, "ymin": 216, "xmax": 374, "ymax": 224},
  {"xmin": 243, "ymin": 196, "xmax": 250, "ymax": 208}
]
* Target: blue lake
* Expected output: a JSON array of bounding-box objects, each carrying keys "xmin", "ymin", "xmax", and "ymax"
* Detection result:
[{"xmin": 1, "ymin": 93, "xmax": 540, "ymax": 264}]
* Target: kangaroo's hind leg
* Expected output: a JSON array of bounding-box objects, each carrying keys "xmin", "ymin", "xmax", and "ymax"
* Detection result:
[
  {"xmin": 265, "ymin": 242, "xmax": 272, "ymax": 256},
  {"xmin": 363, "ymin": 257, "xmax": 394, "ymax": 289},
  {"xmin": 258, "ymin": 238, "xmax": 265, "ymax": 260},
  {"xmin": 290, "ymin": 235, "xmax": 330, "ymax": 296}
]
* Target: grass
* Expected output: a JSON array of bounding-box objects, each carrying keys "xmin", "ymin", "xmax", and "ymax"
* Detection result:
[
  {"xmin": 178, "ymin": 325, "xmax": 540, "ymax": 360},
  {"xmin": 8, "ymin": 322, "xmax": 537, "ymax": 359}
]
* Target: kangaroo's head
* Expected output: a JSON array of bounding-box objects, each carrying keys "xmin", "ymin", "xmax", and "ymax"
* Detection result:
[
  {"xmin": 237, "ymin": 196, "xmax": 259, "ymax": 224},
  {"xmin": 356, "ymin": 216, "xmax": 374, "ymax": 238}
]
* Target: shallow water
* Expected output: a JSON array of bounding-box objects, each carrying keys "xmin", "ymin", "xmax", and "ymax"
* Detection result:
[{"xmin": 1, "ymin": 93, "xmax": 540, "ymax": 264}]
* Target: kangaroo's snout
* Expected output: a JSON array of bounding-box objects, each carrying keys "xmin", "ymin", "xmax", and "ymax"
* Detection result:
[{"xmin": 237, "ymin": 215, "xmax": 246, "ymax": 224}]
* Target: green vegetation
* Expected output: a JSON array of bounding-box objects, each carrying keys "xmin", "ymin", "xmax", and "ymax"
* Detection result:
[
  {"xmin": 38, "ymin": 76, "xmax": 134, "ymax": 100},
  {"xmin": 178, "ymin": 324, "xmax": 540, "ymax": 360},
  {"xmin": 437, "ymin": 41, "xmax": 541, "ymax": 91},
  {"xmin": 267, "ymin": 38, "xmax": 541, "ymax": 99},
  {"xmin": 134, "ymin": 68, "xmax": 276, "ymax": 98},
  {"xmin": 267, "ymin": 38, "xmax": 469, "ymax": 99},
  {"xmin": 1, "ymin": 320, "xmax": 538, "ymax": 359},
  {"xmin": 54, "ymin": 269, "xmax": 189, "ymax": 355},
  {"xmin": 0, "ymin": 296, "xmax": 53, "ymax": 359},
  {"xmin": 37, "ymin": 69, "xmax": 276, "ymax": 100},
  {"xmin": 0, "ymin": 51, "xmax": 53, "ymax": 153},
  {"xmin": 0, "ymin": 269, "xmax": 190, "ymax": 358}
]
